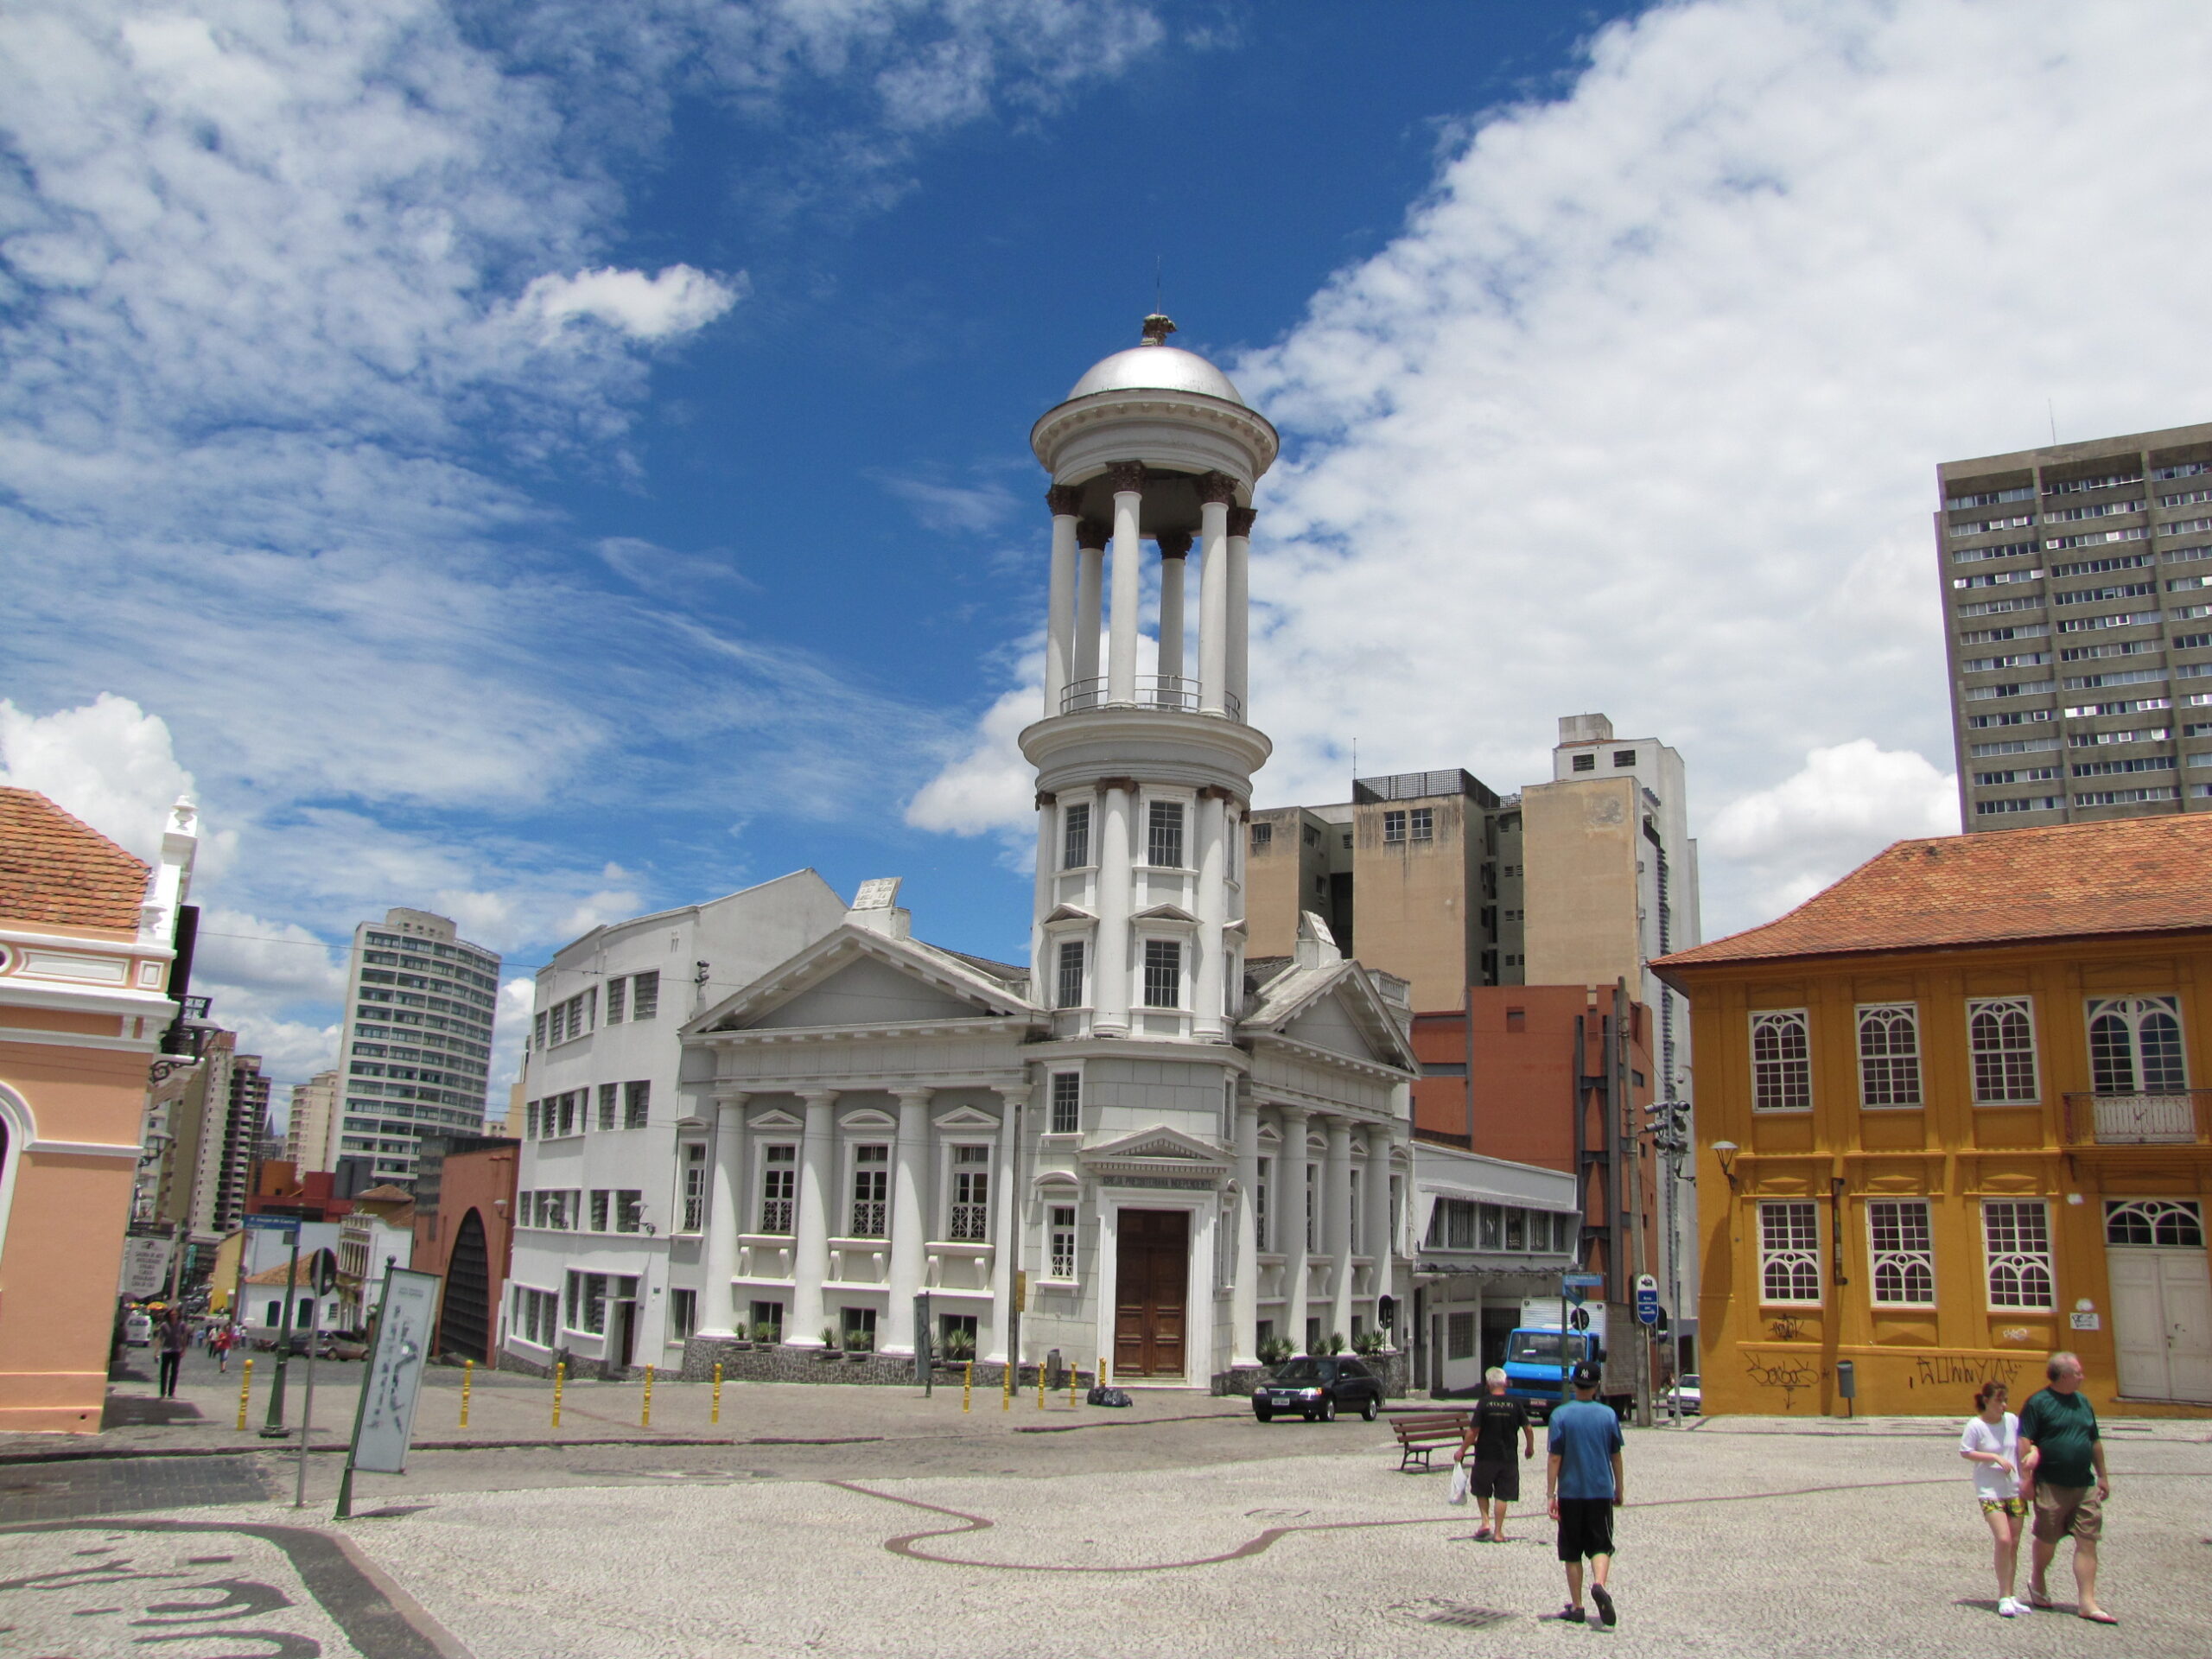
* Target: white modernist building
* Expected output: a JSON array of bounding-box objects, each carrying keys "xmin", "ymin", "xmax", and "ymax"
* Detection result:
[
  {"xmin": 673, "ymin": 319, "xmax": 1425, "ymax": 1386},
  {"xmin": 504, "ymin": 873, "xmax": 849, "ymax": 1374}
]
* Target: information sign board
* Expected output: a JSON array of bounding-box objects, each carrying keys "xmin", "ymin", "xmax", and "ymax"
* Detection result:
[
  {"xmin": 351, "ymin": 1269, "xmax": 441, "ymax": 1475},
  {"xmin": 244, "ymin": 1215, "xmax": 301, "ymax": 1233},
  {"xmin": 1635, "ymin": 1274, "xmax": 1661, "ymax": 1326},
  {"xmin": 118, "ymin": 1236, "xmax": 172, "ymax": 1300}
]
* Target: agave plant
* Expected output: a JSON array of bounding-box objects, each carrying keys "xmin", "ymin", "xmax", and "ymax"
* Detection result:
[
  {"xmin": 1322, "ymin": 1332, "xmax": 1346, "ymax": 1356},
  {"xmin": 1351, "ymin": 1330, "xmax": 1385, "ymax": 1357},
  {"xmin": 752, "ymin": 1321, "xmax": 780, "ymax": 1345}
]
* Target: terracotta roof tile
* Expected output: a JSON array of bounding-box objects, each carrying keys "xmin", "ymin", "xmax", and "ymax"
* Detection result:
[
  {"xmin": 1655, "ymin": 815, "xmax": 2212, "ymax": 972},
  {"xmin": 0, "ymin": 787, "xmax": 149, "ymax": 931}
]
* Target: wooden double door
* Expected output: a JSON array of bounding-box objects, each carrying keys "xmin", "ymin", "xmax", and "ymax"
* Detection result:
[{"xmin": 1114, "ymin": 1209, "xmax": 1189, "ymax": 1378}]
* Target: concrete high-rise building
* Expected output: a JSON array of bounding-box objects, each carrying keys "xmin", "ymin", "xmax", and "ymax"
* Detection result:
[
  {"xmin": 144, "ymin": 1028, "xmax": 267, "ymax": 1236},
  {"xmin": 335, "ymin": 907, "xmax": 501, "ymax": 1186},
  {"xmin": 285, "ymin": 1069, "xmax": 340, "ymax": 1174},
  {"xmin": 1938, "ymin": 421, "xmax": 2212, "ymax": 829}
]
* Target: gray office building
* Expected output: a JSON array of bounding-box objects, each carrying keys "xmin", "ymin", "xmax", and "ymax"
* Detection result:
[{"xmin": 1939, "ymin": 422, "xmax": 2212, "ymax": 828}]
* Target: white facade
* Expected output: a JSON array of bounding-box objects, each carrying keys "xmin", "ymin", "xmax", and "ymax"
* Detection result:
[
  {"xmin": 669, "ymin": 320, "xmax": 1422, "ymax": 1387},
  {"xmin": 334, "ymin": 908, "xmax": 501, "ymax": 1185},
  {"xmin": 503, "ymin": 872, "xmax": 849, "ymax": 1374},
  {"xmin": 1409, "ymin": 1141, "xmax": 1580, "ymax": 1394}
]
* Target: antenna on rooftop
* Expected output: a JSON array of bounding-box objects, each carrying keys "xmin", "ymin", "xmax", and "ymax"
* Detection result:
[
  {"xmin": 1154, "ymin": 255, "xmax": 1163, "ymax": 319},
  {"xmin": 2048, "ymin": 397, "xmax": 2058, "ymax": 446}
]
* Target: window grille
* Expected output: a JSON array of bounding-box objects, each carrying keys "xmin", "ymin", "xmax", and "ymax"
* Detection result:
[
  {"xmin": 1382, "ymin": 810, "xmax": 1406, "ymax": 842},
  {"xmin": 590, "ymin": 1191, "xmax": 609, "ymax": 1232},
  {"xmin": 1857, "ymin": 1005, "xmax": 1923, "ymax": 1107},
  {"xmin": 1147, "ymin": 800, "xmax": 1185, "ymax": 868},
  {"xmin": 1409, "ymin": 806, "xmax": 1433, "ymax": 840},
  {"xmin": 1250, "ymin": 822, "xmax": 1273, "ymax": 849},
  {"xmin": 759, "ymin": 1145, "xmax": 795, "ymax": 1234},
  {"xmin": 624, "ymin": 1079, "xmax": 651, "ymax": 1129},
  {"xmin": 1050, "ymin": 1071, "xmax": 1081, "ymax": 1135},
  {"xmin": 670, "ymin": 1288, "xmax": 696, "ymax": 1341},
  {"xmin": 1751, "ymin": 1011, "xmax": 1812, "ymax": 1111},
  {"xmin": 598, "ymin": 1083, "xmax": 618, "ymax": 1131},
  {"xmin": 2104, "ymin": 1198, "xmax": 2203, "ymax": 1247},
  {"xmin": 2087, "ymin": 995, "xmax": 2188, "ymax": 1094},
  {"xmin": 631, "ymin": 971, "xmax": 659, "ymax": 1020},
  {"xmin": 1305, "ymin": 1164, "xmax": 1318, "ymax": 1253},
  {"xmin": 1867, "ymin": 1199, "xmax": 1936, "ymax": 1306},
  {"xmin": 1056, "ymin": 940, "xmax": 1085, "ymax": 1011},
  {"xmin": 1446, "ymin": 1311, "xmax": 1477, "ymax": 1359},
  {"xmin": 1142, "ymin": 938, "xmax": 1181, "ymax": 1008},
  {"xmin": 1968, "ymin": 998, "xmax": 2039, "ymax": 1102},
  {"xmin": 949, "ymin": 1146, "xmax": 990, "ymax": 1241},
  {"xmin": 614, "ymin": 1190, "xmax": 642, "ymax": 1234},
  {"xmin": 1983, "ymin": 1201, "xmax": 2054, "ymax": 1308},
  {"xmin": 1758, "ymin": 1201, "xmax": 1821, "ymax": 1303},
  {"xmin": 1062, "ymin": 801, "xmax": 1090, "ymax": 869},
  {"xmin": 849, "ymin": 1145, "xmax": 888, "ymax": 1236},
  {"xmin": 606, "ymin": 976, "xmax": 626, "ymax": 1023},
  {"xmin": 1050, "ymin": 1205, "xmax": 1077, "ymax": 1278}
]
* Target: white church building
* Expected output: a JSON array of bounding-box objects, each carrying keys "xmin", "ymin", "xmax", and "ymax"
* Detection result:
[{"xmin": 507, "ymin": 319, "xmax": 1429, "ymax": 1389}]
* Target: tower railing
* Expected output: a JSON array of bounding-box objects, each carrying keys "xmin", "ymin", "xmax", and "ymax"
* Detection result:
[{"xmin": 1057, "ymin": 675, "xmax": 1243, "ymax": 722}]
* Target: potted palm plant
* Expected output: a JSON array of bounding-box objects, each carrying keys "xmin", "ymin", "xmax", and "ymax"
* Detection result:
[
  {"xmin": 752, "ymin": 1320, "xmax": 780, "ymax": 1348},
  {"xmin": 843, "ymin": 1327, "xmax": 875, "ymax": 1360}
]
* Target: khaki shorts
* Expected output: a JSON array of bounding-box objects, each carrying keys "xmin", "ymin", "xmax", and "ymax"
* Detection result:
[{"xmin": 2031, "ymin": 1483, "xmax": 2102, "ymax": 1543}]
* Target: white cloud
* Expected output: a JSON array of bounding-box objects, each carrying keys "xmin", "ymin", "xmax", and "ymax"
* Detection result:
[
  {"xmin": 916, "ymin": 0, "xmax": 2212, "ymax": 938},
  {"xmin": 877, "ymin": 474, "xmax": 1020, "ymax": 535},
  {"xmin": 0, "ymin": 694, "xmax": 195, "ymax": 865},
  {"xmin": 1706, "ymin": 741, "xmax": 1960, "ymax": 925},
  {"xmin": 518, "ymin": 264, "xmax": 742, "ymax": 343},
  {"xmin": 906, "ymin": 681, "xmax": 1041, "ymax": 838}
]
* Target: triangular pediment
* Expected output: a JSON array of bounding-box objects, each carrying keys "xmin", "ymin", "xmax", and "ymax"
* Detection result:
[
  {"xmin": 750, "ymin": 1107, "xmax": 804, "ymax": 1130},
  {"xmin": 1132, "ymin": 902, "xmax": 1198, "ymax": 924},
  {"xmin": 1284, "ymin": 989, "xmax": 1378, "ymax": 1060},
  {"xmin": 1042, "ymin": 904, "xmax": 1096, "ymax": 925},
  {"xmin": 1081, "ymin": 1124, "xmax": 1230, "ymax": 1167},
  {"xmin": 685, "ymin": 923, "xmax": 1034, "ymax": 1037},
  {"xmin": 932, "ymin": 1104, "xmax": 1002, "ymax": 1131},
  {"xmin": 1239, "ymin": 960, "xmax": 1416, "ymax": 1074}
]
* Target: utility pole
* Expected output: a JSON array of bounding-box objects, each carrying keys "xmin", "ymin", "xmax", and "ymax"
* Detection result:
[
  {"xmin": 1643, "ymin": 1098, "xmax": 1690, "ymax": 1424},
  {"xmin": 1618, "ymin": 980, "xmax": 1653, "ymax": 1429}
]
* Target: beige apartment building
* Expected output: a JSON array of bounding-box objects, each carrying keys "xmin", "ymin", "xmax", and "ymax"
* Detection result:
[
  {"xmin": 1939, "ymin": 421, "xmax": 2212, "ymax": 828},
  {"xmin": 283, "ymin": 1069, "xmax": 339, "ymax": 1174}
]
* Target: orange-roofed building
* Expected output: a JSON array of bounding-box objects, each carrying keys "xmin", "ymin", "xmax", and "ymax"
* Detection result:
[
  {"xmin": 1656, "ymin": 815, "xmax": 2212, "ymax": 1419},
  {"xmin": 0, "ymin": 790, "xmax": 198, "ymax": 1432}
]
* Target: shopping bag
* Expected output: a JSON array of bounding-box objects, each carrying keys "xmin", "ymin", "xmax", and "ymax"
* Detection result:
[{"xmin": 1446, "ymin": 1461, "xmax": 1471, "ymax": 1506}]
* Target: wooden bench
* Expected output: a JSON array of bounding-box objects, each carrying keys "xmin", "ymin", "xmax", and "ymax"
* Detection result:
[{"xmin": 1390, "ymin": 1410, "xmax": 1471, "ymax": 1472}]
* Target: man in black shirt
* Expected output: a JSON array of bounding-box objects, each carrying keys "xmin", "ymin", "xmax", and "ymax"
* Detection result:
[{"xmin": 1457, "ymin": 1366, "xmax": 1536, "ymax": 1541}]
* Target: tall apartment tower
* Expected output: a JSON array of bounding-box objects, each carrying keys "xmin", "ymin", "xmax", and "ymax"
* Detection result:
[
  {"xmin": 284, "ymin": 1069, "xmax": 340, "ymax": 1174},
  {"xmin": 1940, "ymin": 421, "xmax": 2212, "ymax": 827},
  {"xmin": 334, "ymin": 907, "xmax": 501, "ymax": 1186}
]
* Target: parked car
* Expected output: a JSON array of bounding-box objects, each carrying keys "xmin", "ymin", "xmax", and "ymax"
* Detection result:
[
  {"xmin": 1666, "ymin": 1373, "xmax": 1701, "ymax": 1416},
  {"xmin": 1252, "ymin": 1356, "xmax": 1385, "ymax": 1423}
]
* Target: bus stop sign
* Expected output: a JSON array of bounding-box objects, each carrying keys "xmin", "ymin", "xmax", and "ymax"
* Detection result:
[{"xmin": 1635, "ymin": 1274, "xmax": 1661, "ymax": 1326}]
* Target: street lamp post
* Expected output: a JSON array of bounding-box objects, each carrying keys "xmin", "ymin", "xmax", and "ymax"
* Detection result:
[{"xmin": 1643, "ymin": 1100, "xmax": 1691, "ymax": 1427}]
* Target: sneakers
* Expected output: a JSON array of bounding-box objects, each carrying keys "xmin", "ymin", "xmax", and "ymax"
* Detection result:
[
  {"xmin": 1591, "ymin": 1585, "xmax": 1617, "ymax": 1627},
  {"xmin": 1998, "ymin": 1598, "xmax": 2022, "ymax": 1618},
  {"xmin": 1559, "ymin": 1605, "xmax": 1586, "ymax": 1624}
]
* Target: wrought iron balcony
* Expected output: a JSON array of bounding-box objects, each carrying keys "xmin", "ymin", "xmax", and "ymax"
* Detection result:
[
  {"xmin": 1058, "ymin": 675, "xmax": 1244, "ymax": 721},
  {"xmin": 2062, "ymin": 1090, "xmax": 2209, "ymax": 1146}
]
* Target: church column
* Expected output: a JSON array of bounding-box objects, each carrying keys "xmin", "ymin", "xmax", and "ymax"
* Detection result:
[
  {"xmin": 1325, "ymin": 1116, "xmax": 1354, "ymax": 1344},
  {"xmin": 882, "ymin": 1087, "xmax": 934, "ymax": 1357},
  {"xmin": 1044, "ymin": 486, "xmax": 1082, "ymax": 715},
  {"xmin": 1093, "ymin": 779, "xmax": 1135, "ymax": 1036},
  {"xmin": 1073, "ymin": 518, "xmax": 1108, "ymax": 693},
  {"xmin": 1106, "ymin": 462, "xmax": 1146, "ymax": 705},
  {"xmin": 1155, "ymin": 530, "xmax": 1191, "ymax": 696},
  {"xmin": 699, "ymin": 1092, "xmax": 748, "ymax": 1337},
  {"xmin": 1362, "ymin": 1124, "xmax": 1391, "ymax": 1332},
  {"xmin": 986, "ymin": 1081, "xmax": 1029, "ymax": 1364},
  {"xmin": 788, "ymin": 1090, "xmax": 838, "ymax": 1346},
  {"xmin": 1226, "ymin": 505, "xmax": 1255, "ymax": 718},
  {"xmin": 1192, "ymin": 788, "xmax": 1228, "ymax": 1040},
  {"xmin": 1231, "ymin": 1090, "xmax": 1261, "ymax": 1366},
  {"xmin": 1196, "ymin": 474, "xmax": 1236, "ymax": 715},
  {"xmin": 1280, "ymin": 1106, "xmax": 1311, "ymax": 1350},
  {"xmin": 1030, "ymin": 792, "xmax": 1055, "ymax": 998}
]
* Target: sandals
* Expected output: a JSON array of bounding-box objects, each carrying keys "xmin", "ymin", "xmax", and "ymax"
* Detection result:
[{"xmin": 2080, "ymin": 1611, "xmax": 2119, "ymax": 1625}]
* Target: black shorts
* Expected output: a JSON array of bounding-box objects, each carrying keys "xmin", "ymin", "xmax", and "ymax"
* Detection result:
[
  {"xmin": 1555, "ymin": 1497, "xmax": 1615, "ymax": 1562},
  {"xmin": 1471, "ymin": 1458, "xmax": 1519, "ymax": 1503}
]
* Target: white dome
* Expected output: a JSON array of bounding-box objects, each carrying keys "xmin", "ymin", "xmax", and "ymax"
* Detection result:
[{"xmin": 1067, "ymin": 344, "xmax": 1247, "ymax": 407}]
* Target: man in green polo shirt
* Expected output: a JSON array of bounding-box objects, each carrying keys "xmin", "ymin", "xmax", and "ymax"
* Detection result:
[{"xmin": 2017, "ymin": 1351, "xmax": 2115, "ymax": 1624}]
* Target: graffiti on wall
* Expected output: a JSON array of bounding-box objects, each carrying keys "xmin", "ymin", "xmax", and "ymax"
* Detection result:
[
  {"xmin": 1743, "ymin": 1356, "xmax": 1826, "ymax": 1411},
  {"xmin": 1905, "ymin": 1353, "xmax": 2025, "ymax": 1393}
]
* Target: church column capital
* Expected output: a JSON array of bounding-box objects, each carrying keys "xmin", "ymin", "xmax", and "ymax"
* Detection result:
[
  {"xmin": 1226, "ymin": 505, "xmax": 1257, "ymax": 537},
  {"xmin": 1196, "ymin": 471, "xmax": 1242, "ymax": 506},
  {"xmin": 1077, "ymin": 518, "xmax": 1110, "ymax": 551},
  {"xmin": 1106, "ymin": 461, "xmax": 1148, "ymax": 495},
  {"xmin": 1046, "ymin": 484, "xmax": 1084, "ymax": 517},
  {"xmin": 1156, "ymin": 530, "xmax": 1192, "ymax": 559}
]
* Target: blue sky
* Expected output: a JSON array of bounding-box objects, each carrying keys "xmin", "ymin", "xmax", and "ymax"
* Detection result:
[{"xmin": 8, "ymin": 1, "xmax": 2212, "ymax": 1101}]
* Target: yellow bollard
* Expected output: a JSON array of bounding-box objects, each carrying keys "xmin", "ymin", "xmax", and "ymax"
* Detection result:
[
  {"xmin": 1001, "ymin": 1363, "xmax": 1010, "ymax": 1412},
  {"xmin": 460, "ymin": 1358, "xmax": 473, "ymax": 1428},
  {"xmin": 1037, "ymin": 1364, "xmax": 1046, "ymax": 1410},
  {"xmin": 962, "ymin": 1361, "xmax": 972, "ymax": 1412},
  {"xmin": 552, "ymin": 1361, "xmax": 565, "ymax": 1428},
  {"xmin": 1070, "ymin": 1365, "xmax": 1078, "ymax": 1408},
  {"xmin": 641, "ymin": 1364, "xmax": 654, "ymax": 1428},
  {"xmin": 236, "ymin": 1357, "xmax": 253, "ymax": 1430},
  {"xmin": 712, "ymin": 1363, "xmax": 722, "ymax": 1426},
  {"xmin": 1099, "ymin": 1352, "xmax": 1109, "ymax": 1388}
]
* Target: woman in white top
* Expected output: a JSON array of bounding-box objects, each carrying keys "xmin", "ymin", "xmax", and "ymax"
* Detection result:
[{"xmin": 1959, "ymin": 1381, "xmax": 2036, "ymax": 1617}]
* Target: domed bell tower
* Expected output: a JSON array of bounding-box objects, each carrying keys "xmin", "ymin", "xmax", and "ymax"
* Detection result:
[{"xmin": 1023, "ymin": 316, "xmax": 1279, "ymax": 1045}]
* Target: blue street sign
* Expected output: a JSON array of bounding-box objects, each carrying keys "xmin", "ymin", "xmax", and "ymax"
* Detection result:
[
  {"xmin": 1635, "ymin": 1273, "xmax": 1660, "ymax": 1325},
  {"xmin": 244, "ymin": 1215, "xmax": 301, "ymax": 1233},
  {"xmin": 1562, "ymin": 1273, "xmax": 1605, "ymax": 1289}
]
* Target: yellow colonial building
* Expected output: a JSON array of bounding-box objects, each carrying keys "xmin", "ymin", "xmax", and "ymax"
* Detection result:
[{"xmin": 1656, "ymin": 815, "xmax": 2211, "ymax": 1419}]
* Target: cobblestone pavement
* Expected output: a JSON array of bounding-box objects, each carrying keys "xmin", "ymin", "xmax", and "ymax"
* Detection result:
[{"xmin": 6, "ymin": 1404, "xmax": 2205, "ymax": 1658}]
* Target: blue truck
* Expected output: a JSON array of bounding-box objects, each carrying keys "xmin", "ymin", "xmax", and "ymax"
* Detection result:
[{"xmin": 1501, "ymin": 1297, "xmax": 1635, "ymax": 1420}]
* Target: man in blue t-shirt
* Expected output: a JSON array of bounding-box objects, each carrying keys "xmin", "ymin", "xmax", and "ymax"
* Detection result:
[{"xmin": 1547, "ymin": 1362, "xmax": 1626, "ymax": 1626}]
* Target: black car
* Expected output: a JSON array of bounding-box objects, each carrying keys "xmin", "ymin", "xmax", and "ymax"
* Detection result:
[{"xmin": 1252, "ymin": 1356, "xmax": 1384, "ymax": 1422}]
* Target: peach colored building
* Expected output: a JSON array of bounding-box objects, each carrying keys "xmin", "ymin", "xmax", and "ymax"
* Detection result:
[{"xmin": 0, "ymin": 790, "xmax": 196, "ymax": 1433}]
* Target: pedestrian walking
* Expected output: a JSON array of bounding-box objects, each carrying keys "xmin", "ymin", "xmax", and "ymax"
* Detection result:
[
  {"xmin": 213, "ymin": 1323, "xmax": 233, "ymax": 1374},
  {"xmin": 1545, "ymin": 1361, "xmax": 1624, "ymax": 1626},
  {"xmin": 156, "ymin": 1307, "xmax": 188, "ymax": 1398},
  {"xmin": 1455, "ymin": 1366, "xmax": 1535, "ymax": 1542},
  {"xmin": 1959, "ymin": 1381, "xmax": 2029, "ymax": 1616},
  {"xmin": 2017, "ymin": 1351, "xmax": 2116, "ymax": 1624}
]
